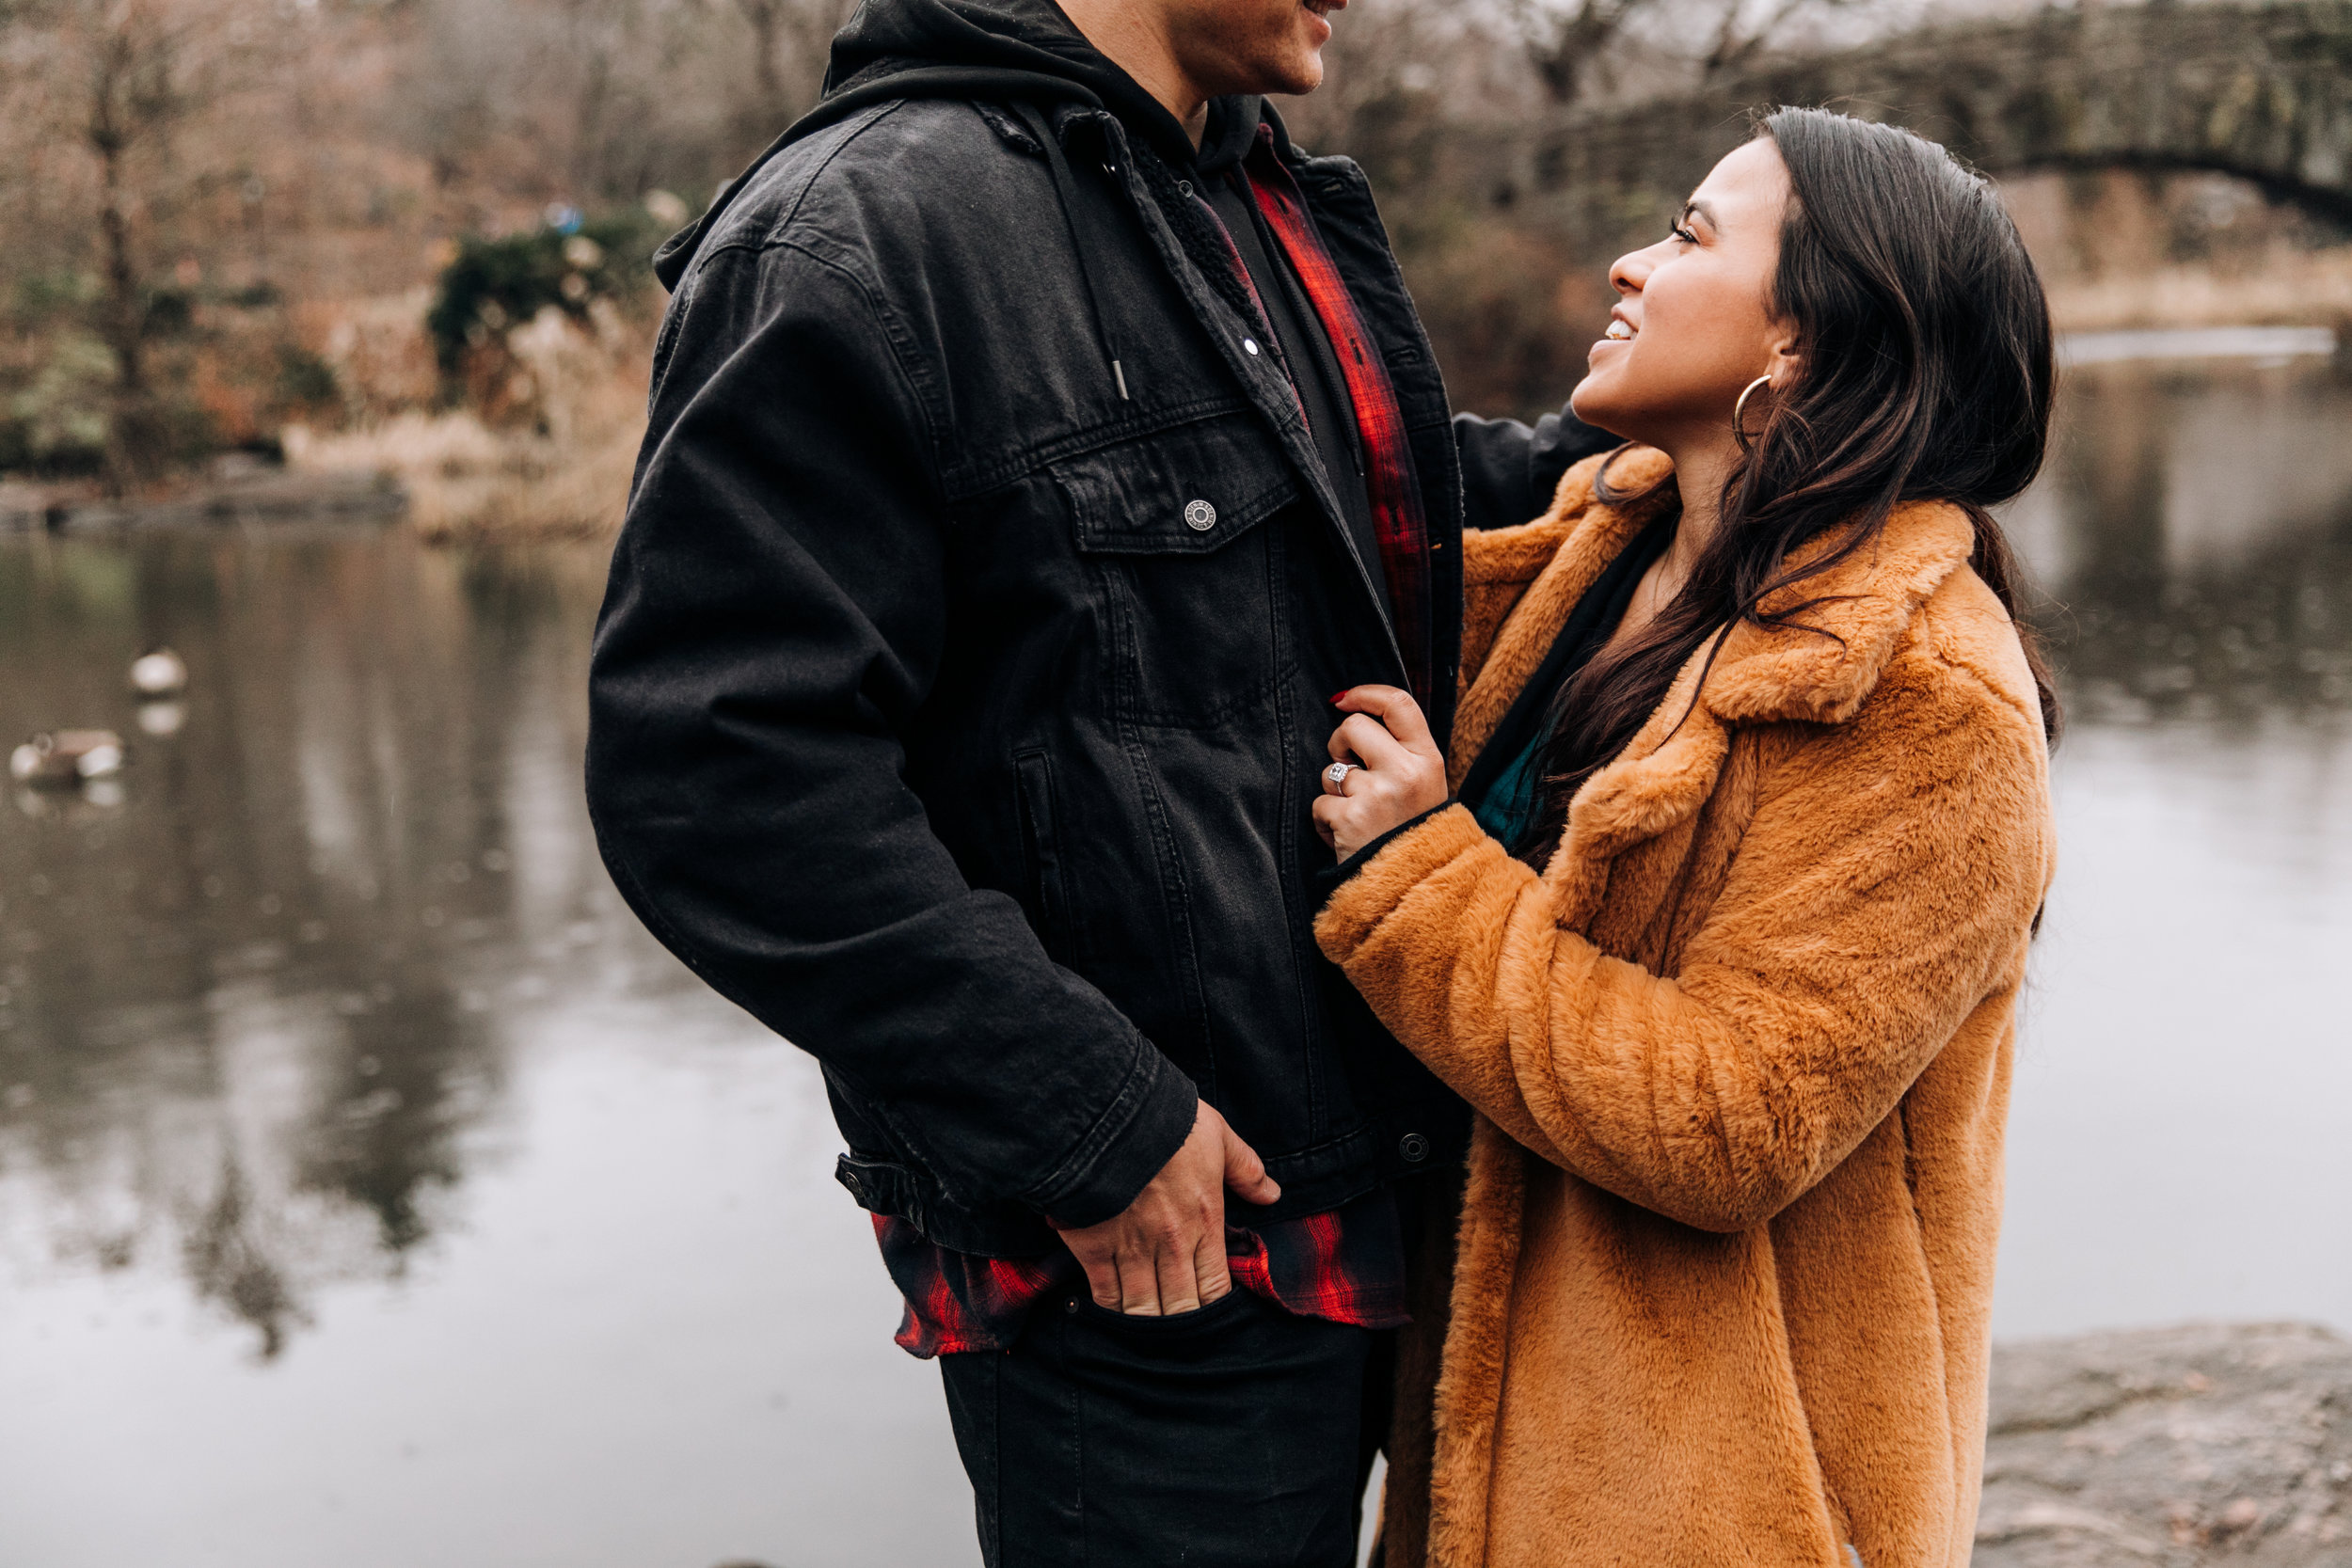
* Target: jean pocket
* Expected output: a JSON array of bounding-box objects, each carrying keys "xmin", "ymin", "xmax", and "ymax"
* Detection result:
[{"xmin": 1073, "ymin": 1283, "xmax": 1261, "ymax": 1340}]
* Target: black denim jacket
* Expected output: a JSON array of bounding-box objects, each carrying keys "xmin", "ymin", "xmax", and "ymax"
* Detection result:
[{"xmin": 586, "ymin": 9, "xmax": 1611, "ymax": 1255}]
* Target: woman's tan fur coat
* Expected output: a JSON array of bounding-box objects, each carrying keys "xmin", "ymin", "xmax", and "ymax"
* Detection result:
[{"xmin": 1320, "ymin": 448, "xmax": 2056, "ymax": 1568}]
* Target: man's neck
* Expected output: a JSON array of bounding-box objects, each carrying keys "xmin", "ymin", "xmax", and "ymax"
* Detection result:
[{"xmin": 1057, "ymin": 0, "xmax": 1212, "ymax": 146}]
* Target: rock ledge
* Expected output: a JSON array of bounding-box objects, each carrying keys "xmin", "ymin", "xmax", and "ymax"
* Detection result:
[{"xmin": 1980, "ymin": 1323, "xmax": 2352, "ymax": 1566}]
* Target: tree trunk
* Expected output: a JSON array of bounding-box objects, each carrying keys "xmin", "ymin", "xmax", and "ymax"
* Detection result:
[
  {"xmin": 737, "ymin": 0, "xmax": 784, "ymax": 107},
  {"xmin": 1525, "ymin": 0, "xmax": 1643, "ymax": 106},
  {"xmin": 91, "ymin": 30, "xmax": 156, "ymax": 493}
]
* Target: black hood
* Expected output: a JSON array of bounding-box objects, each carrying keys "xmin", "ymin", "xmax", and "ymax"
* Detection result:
[{"xmin": 654, "ymin": 0, "xmax": 1263, "ymax": 289}]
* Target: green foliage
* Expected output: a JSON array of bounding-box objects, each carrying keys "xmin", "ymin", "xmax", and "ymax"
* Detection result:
[
  {"xmin": 423, "ymin": 212, "xmax": 663, "ymax": 376},
  {"xmin": 3, "ymin": 335, "xmax": 116, "ymax": 476},
  {"xmin": 143, "ymin": 287, "xmax": 197, "ymax": 339},
  {"xmin": 10, "ymin": 271, "xmax": 101, "ymax": 328},
  {"xmin": 120, "ymin": 398, "xmax": 224, "ymax": 473},
  {"xmin": 0, "ymin": 333, "xmax": 236, "ymax": 479},
  {"xmin": 275, "ymin": 342, "xmax": 339, "ymax": 409}
]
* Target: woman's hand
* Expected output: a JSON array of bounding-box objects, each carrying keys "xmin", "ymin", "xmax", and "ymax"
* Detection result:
[{"xmin": 1314, "ymin": 686, "xmax": 1449, "ymax": 860}]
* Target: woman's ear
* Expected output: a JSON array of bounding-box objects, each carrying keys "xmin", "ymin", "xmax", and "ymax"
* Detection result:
[{"xmin": 1764, "ymin": 326, "xmax": 1802, "ymax": 388}]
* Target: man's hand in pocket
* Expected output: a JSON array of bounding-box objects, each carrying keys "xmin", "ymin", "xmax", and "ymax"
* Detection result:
[{"xmin": 1055, "ymin": 1101, "xmax": 1281, "ymax": 1315}]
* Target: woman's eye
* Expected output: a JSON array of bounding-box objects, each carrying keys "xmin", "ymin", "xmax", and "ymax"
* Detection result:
[{"xmin": 1670, "ymin": 223, "xmax": 1698, "ymax": 245}]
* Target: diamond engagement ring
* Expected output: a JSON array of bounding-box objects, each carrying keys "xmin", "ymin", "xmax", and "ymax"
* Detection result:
[{"xmin": 1326, "ymin": 761, "xmax": 1357, "ymax": 789}]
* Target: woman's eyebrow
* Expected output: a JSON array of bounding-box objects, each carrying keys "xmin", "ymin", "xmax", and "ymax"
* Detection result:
[{"xmin": 1684, "ymin": 198, "xmax": 1719, "ymax": 230}]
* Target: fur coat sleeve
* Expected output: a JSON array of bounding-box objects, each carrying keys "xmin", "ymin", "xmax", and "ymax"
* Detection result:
[{"xmin": 1316, "ymin": 515, "xmax": 2053, "ymax": 1235}]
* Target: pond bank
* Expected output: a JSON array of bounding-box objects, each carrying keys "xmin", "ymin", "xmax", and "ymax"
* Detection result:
[
  {"xmin": 1982, "ymin": 1322, "xmax": 2352, "ymax": 1566},
  {"xmin": 0, "ymin": 463, "xmax": 403, "ymax": 533}
]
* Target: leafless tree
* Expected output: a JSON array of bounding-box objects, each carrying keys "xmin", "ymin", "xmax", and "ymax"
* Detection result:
[
  {"xmin": 1693, "ymin": 0, "xmax": 1881, "ymax": 81},
  {"xmin": 734, "ymin": 0, "xmax": 788, "ymax": 103},
  {"xmin": 726, "ymin": 0, "xmax": 861, "ymax": 135},
  {"xmin": 396, "ymin": 0, "xmax": 855, "ymax": 208},
  {"xmin": 0, "ymin": 0, "xmax": 278, "ymax": 484},
  {"xmin": 1504, "ymin": 0, "xmax": 1885, "ymax": 104},
  {"xmin": 1507, "ymin": 0, "xmax": 1654, "ymax": 105}
]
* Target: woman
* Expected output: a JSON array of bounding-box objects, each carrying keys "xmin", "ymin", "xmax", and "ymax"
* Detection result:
[{"xmin": 1312, "ymin": 109, "xmax": 2058, "ymax": 1567}]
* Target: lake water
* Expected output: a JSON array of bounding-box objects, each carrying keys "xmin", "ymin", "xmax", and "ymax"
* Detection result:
[{"xmin": 3, "ymin": 356, "xmax": 2349, "ymax": 1567}]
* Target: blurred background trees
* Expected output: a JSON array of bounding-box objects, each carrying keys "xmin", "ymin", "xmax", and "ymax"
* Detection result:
[
  {"xmin": 0, "ymin": 0, "xmax": 303, "ymax": 483},
  {"xmin": 0, "ymin": 0, "xmax": 2345, "ymax": 508}
]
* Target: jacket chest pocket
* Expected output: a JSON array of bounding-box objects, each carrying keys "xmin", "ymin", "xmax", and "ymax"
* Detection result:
[{"xmin": 1053, "ymin": 411, "xmax": 1299, "ymax": 729}]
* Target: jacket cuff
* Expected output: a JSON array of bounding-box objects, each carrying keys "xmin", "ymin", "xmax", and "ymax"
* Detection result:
[
  {"xmin": 1025, "ymin": 1037, "xmax": 1200, "ymax": 1230},
  {"xmin": 1315, "ymin": 804, "xmax": 1492, "ymax": 962}
]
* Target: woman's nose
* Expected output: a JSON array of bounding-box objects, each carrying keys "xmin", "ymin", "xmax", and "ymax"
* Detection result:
[{"xmin": 1608, "ymin": 247, "xmax": 1653, "ymax": 297}]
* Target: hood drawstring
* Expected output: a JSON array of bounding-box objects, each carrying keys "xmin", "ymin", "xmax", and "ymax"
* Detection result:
[{"xmin": 1013, "ymin": 100, "xmax": 1129, "ymax": 402}]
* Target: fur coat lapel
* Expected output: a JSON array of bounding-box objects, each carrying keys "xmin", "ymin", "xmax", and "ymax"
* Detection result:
[
  {"xmin": 1450, "ymin": 449, "xmax": 1673, "ymax": 791},
  {"xmin": 1456, "ymin": 447, "xmax": 1979, "ymax": 931}
]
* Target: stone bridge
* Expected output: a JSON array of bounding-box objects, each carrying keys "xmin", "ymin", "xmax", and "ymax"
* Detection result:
[{"xmin": 1525, "ymin": 0, "xmax": 2352, "ymax": 246}]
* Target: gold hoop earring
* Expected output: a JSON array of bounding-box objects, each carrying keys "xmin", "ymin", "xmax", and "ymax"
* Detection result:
[{"xmin": 1733, "ymin": 374, "xmax": 1772, "ymax": 451}]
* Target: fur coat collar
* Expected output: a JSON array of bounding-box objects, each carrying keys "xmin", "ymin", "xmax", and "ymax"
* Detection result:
[{"xmin": 1451, "ymin": 444, "xmax": 1981, "ymax": 927}]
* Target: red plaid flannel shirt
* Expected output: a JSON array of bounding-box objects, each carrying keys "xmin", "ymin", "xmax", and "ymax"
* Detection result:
[
  {"xmin": 1240, "ymin": 126, "xmax": 1436, "ymax": 707},
  {"xmin": 872, "ymin": 131, "xmax": 1433, "ymax": 1360},
  {"xmin": 875, "ymin": 1193, "xmax": 1406, "ymax": 1357}
]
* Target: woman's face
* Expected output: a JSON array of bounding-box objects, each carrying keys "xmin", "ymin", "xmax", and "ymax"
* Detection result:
[{"xmin": 1569, "ymin": 137, "xmax": 1801, "ymax": 449}]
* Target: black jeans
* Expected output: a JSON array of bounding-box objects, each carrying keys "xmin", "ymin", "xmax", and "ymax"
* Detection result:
[{"xmin": 939, "ymin": 1288, "xmax": 1391, "ymax": 1567}]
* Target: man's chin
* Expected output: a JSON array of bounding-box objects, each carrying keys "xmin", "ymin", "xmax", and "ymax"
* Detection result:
[
  {"xmin": 1233, "ymin": 30, "xmax": 1326, "ymax": 97},
  {"xmin": 1246, "ymin": 55, "xmax": 1323, "ymax": 97}
]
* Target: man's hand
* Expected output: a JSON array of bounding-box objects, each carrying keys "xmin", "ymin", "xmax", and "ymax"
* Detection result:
[
  {"xmin": 1056, "ymin": 1101, "xmax": 1280, "ymax": 1315},
  {"xmin": 1313, "ymin": 685, "xmax": 1450, "ymax": 859}
]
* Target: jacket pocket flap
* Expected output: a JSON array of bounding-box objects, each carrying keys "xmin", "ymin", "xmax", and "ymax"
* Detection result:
[{"xmin": 1054, "ymin": 411, "xmax": 1297, "ymax": 556}]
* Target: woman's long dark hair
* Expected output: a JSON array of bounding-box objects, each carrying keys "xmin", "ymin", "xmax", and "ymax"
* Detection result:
[{"xmin": 1518, "ymin": 106, "xmax": 2060, "ymax": 863}]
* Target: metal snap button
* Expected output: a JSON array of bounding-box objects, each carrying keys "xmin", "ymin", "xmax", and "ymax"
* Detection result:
[
  {"xmin": 1398, "ymin": 1132, "xmax": 1430, "ymax": 1164},
  {"xmin": 1242, "ymin": 338, "xmax": 1261, "ymax": 356},
  {"xmin": 1184, "ymin": 499, "xmax": 1217, "ymax": 531},
  {"xmin": 840, "ymin": 1168, "xmax": 863, "ymax": 1196}
]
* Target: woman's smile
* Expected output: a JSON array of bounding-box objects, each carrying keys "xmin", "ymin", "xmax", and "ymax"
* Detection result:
[{"xmin": 1589, "ymin": 309, "xmax": 1638, "ymax": 372}]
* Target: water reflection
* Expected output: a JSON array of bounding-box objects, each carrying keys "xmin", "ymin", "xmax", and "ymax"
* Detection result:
[
  {"xmin": 0, "ymin": 532, "xmax": 596, "ymax": 1358},
  {"xmin": 0, "ymin": 526, "xmax": 971, "ymax": 1568},
  {"xmin": 1994, "ymin": 355, "xmax": 2352, "ymax": 1338},
  {"xmin": 2010, "ymin": 357, "xmax": 2352, "ymax": 724}
]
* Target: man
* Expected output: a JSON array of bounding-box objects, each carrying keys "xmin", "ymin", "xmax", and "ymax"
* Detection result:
[{"xmin": 586, "ymin": 0, "xmax": 1611, "ymax": 1560}]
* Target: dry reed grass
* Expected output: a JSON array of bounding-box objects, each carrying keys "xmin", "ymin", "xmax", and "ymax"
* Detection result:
[{"xmin": 286, "ymin": 298, "xmax": 647, "ymax": 543}]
